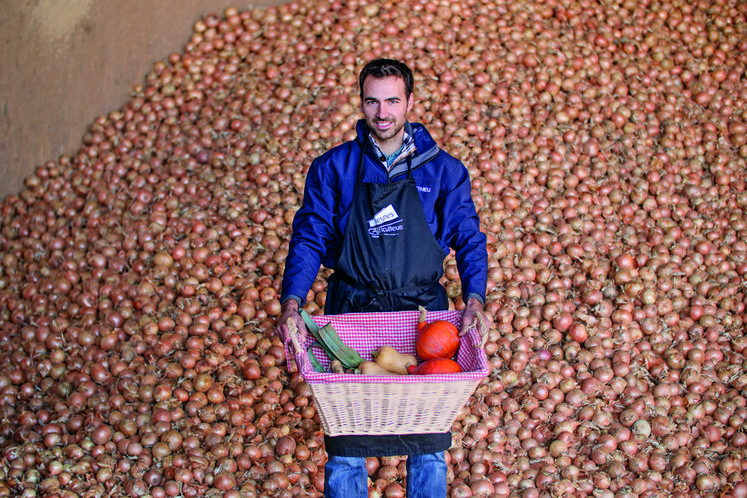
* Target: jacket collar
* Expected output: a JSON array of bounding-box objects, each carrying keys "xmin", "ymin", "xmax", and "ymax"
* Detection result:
[{"xmin": 355, "ymin": 120, "xmax": 440, "ymax": 177}]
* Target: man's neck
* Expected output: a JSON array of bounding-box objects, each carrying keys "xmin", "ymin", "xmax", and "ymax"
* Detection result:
[{"xmin": 376, "ymin": 137, "xmax": 404, "ymax": 158}]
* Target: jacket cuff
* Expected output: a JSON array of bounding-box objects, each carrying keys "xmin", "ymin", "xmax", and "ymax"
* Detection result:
[
  {"xmin": 281, "ymin": 295, "xmax": 304, "ymax": 307},
  {"xmin": 464, "ymin": 293, "xmax": 485, "ymax": 306}
]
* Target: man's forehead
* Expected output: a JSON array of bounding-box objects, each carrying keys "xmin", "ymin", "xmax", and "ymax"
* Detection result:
[{"xmin": 362, "ymin": 76, "xmax": 408, "ymax": 98}]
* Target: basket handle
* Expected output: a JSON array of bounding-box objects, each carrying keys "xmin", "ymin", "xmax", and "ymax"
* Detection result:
[
  {"xmin": 285, "ymin": 318, "xmax": 309, "ymax": 373},
  {"xmin": 457, "ymin": 320, "xmax": 490, "ymax": 374},
  {"xmin": 464, "ymin": 323, "xmax": 482, "ymax": 348},
  {"xmin": 458, "ymin": 321, "xmax": 482, "ymax": 353}
]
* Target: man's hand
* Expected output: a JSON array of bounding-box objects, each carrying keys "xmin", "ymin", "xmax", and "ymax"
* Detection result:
[
  {"xmin": 275, "ymin": 299, "xmax": 308, "ymax": 344},
  {"xmin": 460, "ymin": 297, "xmax": 490, "ymax": 347}
]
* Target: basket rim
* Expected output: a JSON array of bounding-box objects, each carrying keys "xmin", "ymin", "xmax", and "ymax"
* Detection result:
[{"xmin": 286, "ymin": 309, "xmax": 490, "ymax": 384}]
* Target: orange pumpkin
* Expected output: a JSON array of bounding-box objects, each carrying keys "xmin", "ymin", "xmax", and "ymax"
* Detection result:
[
  {"xmin": 407, "ymin": 358, "xmax": 462, "ymax": 375},
  {"xmin": 416, "ymin": 307, "xmax": 460, "ymax": 360}
]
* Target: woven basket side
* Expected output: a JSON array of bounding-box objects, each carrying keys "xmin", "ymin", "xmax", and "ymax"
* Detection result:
[
  {"xmin": 288, "ymin": 310, "xmax": 489, "ymax": 436},
  {"xmin": 310, "ymin": 380, "xmax": 480, "ymax": 436}
]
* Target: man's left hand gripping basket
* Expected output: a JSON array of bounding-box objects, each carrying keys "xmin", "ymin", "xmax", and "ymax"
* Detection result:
[{"xmin": 285, "ymin": 310, "xmax": 489, "ymax": 437}]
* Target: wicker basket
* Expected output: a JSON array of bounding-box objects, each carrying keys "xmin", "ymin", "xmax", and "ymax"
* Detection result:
[{"xmin": 286, "ymin": 309, "xmax": 489, "ymax": 436}]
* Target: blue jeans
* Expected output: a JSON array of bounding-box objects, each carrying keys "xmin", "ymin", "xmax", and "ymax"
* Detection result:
[{"xmin": 324, "ymin": 452, "xmax": 447, "ymax": 498}]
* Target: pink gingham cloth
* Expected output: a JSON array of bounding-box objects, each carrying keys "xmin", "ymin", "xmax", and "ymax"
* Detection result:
[{"xmin": 285, "ymin": 309, "xmax": 489, "ymax": 384}]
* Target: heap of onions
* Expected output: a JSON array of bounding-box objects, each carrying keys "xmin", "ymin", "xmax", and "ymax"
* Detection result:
[{"xmin": 1, "ymin": 0, "xmax": 746, "ymax": 496}]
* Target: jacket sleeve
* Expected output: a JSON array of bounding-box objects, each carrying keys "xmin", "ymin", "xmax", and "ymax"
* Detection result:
[
  {"xmin": 280, "ymin": 157, "xmax": 339, "ymax": 305},
  {"xmin": 436, "ymin": 156, "xmax": 488, "ymax": 302}
]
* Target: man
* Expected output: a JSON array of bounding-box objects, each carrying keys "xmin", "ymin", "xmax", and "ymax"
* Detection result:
[{"xmin": 275, "ymin": 59, "xmax": 488, "ymax": 498}]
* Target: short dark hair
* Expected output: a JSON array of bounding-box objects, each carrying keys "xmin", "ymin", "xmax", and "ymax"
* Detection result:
[{"xmin": 359, "ymin": 59, "xmax": 414, "ymax": 100}]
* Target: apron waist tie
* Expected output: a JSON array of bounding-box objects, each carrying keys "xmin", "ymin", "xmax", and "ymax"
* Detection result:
[
  {"xmin": 327, "ymin": 271, "xmax": 446, "ymax": 314},
  {"xmin": 333, "ymin": 271, "xmax": 441, "ymax": 298}
]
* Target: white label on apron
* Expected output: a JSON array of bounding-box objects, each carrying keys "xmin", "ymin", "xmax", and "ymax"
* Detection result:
[
  {"xmin": 368, "ymin": 204, "xmax": 403, "ymax": 238},
  {"xmin": 369, "ymin": 204, "xmax": 399, "ymax": 227}
]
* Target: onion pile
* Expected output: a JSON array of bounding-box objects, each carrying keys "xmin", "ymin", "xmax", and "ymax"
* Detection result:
[{"xmin": 1, "ymin": 0, "xmax": 747, "ymax": 496}]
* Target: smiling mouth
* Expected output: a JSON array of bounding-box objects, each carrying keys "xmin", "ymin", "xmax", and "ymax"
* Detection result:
[{"xmin": 375, "ymin": 120, "xmax": 392, "ymax": 129}]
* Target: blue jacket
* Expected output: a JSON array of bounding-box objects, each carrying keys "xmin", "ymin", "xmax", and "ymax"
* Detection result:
[{"xmin": 281, "ymin": 120, "xmax": 488, "ymax": 306}]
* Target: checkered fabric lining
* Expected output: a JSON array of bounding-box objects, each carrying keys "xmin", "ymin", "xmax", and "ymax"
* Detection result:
[{"xmin": 286, "ymin": 309, "xmax": 489, "ymax": 384}]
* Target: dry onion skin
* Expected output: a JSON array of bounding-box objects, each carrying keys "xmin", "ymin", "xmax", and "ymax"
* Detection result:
[{"xmin": 1, "ymin": 0, "xmax": 747, "ymax": 496}]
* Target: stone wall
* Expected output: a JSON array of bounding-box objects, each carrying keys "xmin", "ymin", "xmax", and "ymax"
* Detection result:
[{"xmin": 0, "ymin": 0, "xmax": 288, "ymax": 200}]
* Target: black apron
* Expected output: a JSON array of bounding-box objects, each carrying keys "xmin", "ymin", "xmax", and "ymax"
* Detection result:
[{"xmin": 323, "ymin": 152, "xmax": 451, "ymax": 457}]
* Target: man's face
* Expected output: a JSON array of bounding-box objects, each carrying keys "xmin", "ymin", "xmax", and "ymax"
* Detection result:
[{"xmin": 360, "ymin": 75, "xmax": 413, "ymax": 151}]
